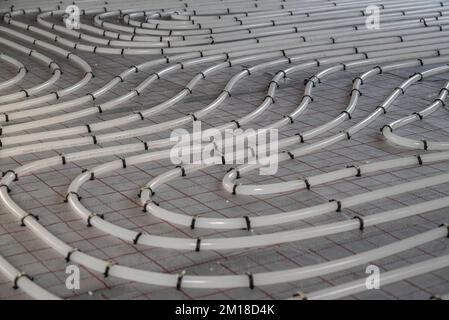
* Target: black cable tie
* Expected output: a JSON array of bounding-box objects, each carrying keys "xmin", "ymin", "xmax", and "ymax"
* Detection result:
[
  {"xmin": 353, "ymin": 77, "xmax": 364, "ymax": 85},
  {"xmin": 352, "ymin": 216, "xmax": 365, "ymax": 230},
  {"xmin": 195, "ymin": 238, "xmax": 201, "ymax": 252},
  {"xmin": 232, "ymin": 184, "xmax": 238, "ymax": 195},
  {"xmin": 2, "ymin": 113, "xmax": 8, "ymax": 122},
  {"xmin": 142, "ymin": 141, "xmax": 149, "ymax": 150},
  {"xmin": 121, "ymin": 158, "xmax": 127, "ymax": 168},
  {"xmin": 60, "ymin": 154, "xmax": 66, "ymax": 165},
  {"xmin": 103, "ymin": 261, "xmax": 116, "ymax": 278},
  {"xmin": 418, "ymin": 58, "xmax": 424, "ymax": 66},
  {"xmin": 221, "ymin": 155, "xmax": 226, "ymax": 165},
  {"xmin": 198, "ymin": 71, "xmax": 206, "ymax": 79},
  {"xmin": 265, "ymin": 95, "xmax": 275, "ymax": 103},
  {"xmin": 231, "ymin": 119, "xmax": 241, "ymax": 128},
  {"xmin": 395, "ymin": 87, "xmax": 405, "ymax": 95},
  {"xmin": 87, "ymin": 213, "xmax": 104, "ymax": 227},
  {"xmin": 269, "ymin": 80, "xmax": 279, "ymax": 88},
  {"xmin": 64, "ymin": 191, "xmax": 81, "ymax": 202},
  {"xmin": 13, "ymin": 273, "xmax": 33, "ymax": 290},
  {"xmin": 20, "ymin": 214, "xmax": 39, "ymax": 227},
  {"xmin": 440, "ymin": 88, "xmax": 449, "ymax": 95},
  {"xmin": 381, "ymin": 124, "xmax": 393, "ymax": 132},
  {"xmin": 283, "ymin": 115, "xmax": 294, "ymax": 124},
  {"xmin": 135, "ymin": 111, "xmax": 144, "ymax": 120},
  {"xmin": 374, "ymin": 66, "xmax": 383, "ymax": 74},
  {"xmin": 413, "ymin": 112, "xmax": 424, "ymax": 120},
  {"xmin": 140, "ymin": 186, "xmax": 155, "ymax": 197},
  {"xmin": 222, "ymin": 89, "xmax": 232, "ymax": 97},
  {"xmin": 176, "ymin": 165, "xmax": 186, "ymax": 176},
  {"xmin": 435, "ymin": 98, "xmax": 446, "ymax": 107},
  {"xmin": 303, "ymin": 95, "xmax": 314, "ymax": 102},
  {"xmin": 85, "ymin": 92, "xmax": 96, "ymax": 101},
  {"xmin": 296, "ymin": 133, "xmax": 305, "ymax": 143},
  {"xmin": 190, "ymin": 216, "xmax": 197, "ymax": 229},
  {"xmin": 227, "ymin": 168, "xmax": 241, "ymax": 179},
  {"xmin": 416, "ymin": 155, "xmax": 423, "ymax": 166},
  {"xmin": 19, "ymin": 89, "xmax": 29, "ymax": 97},
  {"xmin": 92, "ymin": 135, "xmax": 98, "ymax": 145},
  {"xmin": 350, "ymin": 88, "xmax": 362, "ymax": 96},
  {"xmin": 0, "ymin": 184, "xmax": 11, "ymax": 193},
  {"xmin": 329, "ymin": 199, "xmax": 342, "ymax": 212},
  {"xmin": 132, "ymin": 89, "xmax": 140, "ymax": 96},
  {"xmin": 143, "ymin": 199, "xmax": 159, "ymax": 212},
  {"xmin": 347, "ymin": 164, "xmax": 362, "ymax": 177},
  {"xmin": 133, "ymin": 232, "xmax": 143, "ymax": 245},
  {"xmin": 422, "ymin": 140, "xmax": 429, "ymax": 151},
  {"xmin": 184, "ymin": 87, "xmax": 192, "ymax": 94},
  {"xmin": 130, "ymin": 65, "xmax": 139, "ymax": 73},
  {"xmin": 304, "ymin": 78, "xmax": 316, "ymax": 87},
  {"xmin": 277, "ymin": 70, "xmax": 287, "ymax": 78},
  {"xmin": 65, "ymin": 248, "xmax": 79, "ymax": 262},
  {"xmin": 3, "ymin": 169, "xmax": 18, "ymax": 181},
  {"xmin": 153, "ymin": 72, "xmax": 160, "ymax": 79},
  {"xmin": 176, "ymin": 271, "xmax": 185, "ymax": 290},
  {"xmin": 115, "ymin": 75, "xmax": 124, "ymax": 82},
  {"xmin": 243, "ymin": 68, "xmax": 251, "ymax": 75},
  {"xmin": 51, "ymin": 91, "xmax": 60, "ymax": 99},
  {"xmin": 300, "ymin": 177, "xmax": 311, "ymax": 189},
  {"xmin": 420, "ymin": 17, "xmax": 428, "ymax": 27},
  {"xmin": 411, "ymin": 72, "xmax": 424, "ymax": 81},
  {"xmin": 285, "ymin": 151, "xmax": 295, "ymax": 160},
  {"xmin": 247, "ymin": 272, "xmax": 255, "ymax": 289},
  {"xmin": 341, "ymin": 111, "xmax": 352, "ymax": 119},
  {"xmin": 340, "ymin": 63, "xmax": 347, "ymax": 71},
  {"xmin": 187, "ymin": 113, "xmax": 197, "ymax": 121},
  {"xmin": 377, "ymin": 106, "xmax": 387, "ymax": 114},
  {"xmin": 345, "ymin": 131, "xmax": 351, "ymax": 140}
]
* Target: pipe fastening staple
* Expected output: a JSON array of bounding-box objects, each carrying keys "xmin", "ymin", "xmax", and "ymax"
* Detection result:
[
  {"xmin": 329, "ymin": 199, "xmax": 342, "ymax": 212},
  {"xmin": 20, "ymin": 213, "xmax": 39, "ymax": 227},
  {"xmin": 13, "ymin": 272, "xmax": 33, "ymax": 289},
  {"xmin": 103, "ymin": 261, "xmax": 117, "ymax": 278},
  {"xmin": 65, "ymin": 248, "xmax": 79, "ymax": 262},
  {"xmin": 87, "ymin": 213, "xmax": 104, "ymax": 227},
  {"xmin": 247, "ymin": 272, "xmax": 255, "ymax": 289},
  {"xmin": 133, "ymin": 232, "xmax": 143, "ymax": 245},
  {"xmin": 346, "ymin": 164, "xmax": 362, "ymax": 177},
  {"xmin": 176, "ymin": 271, "xmax": 185, "ymax": 290},
  {"xmin": 352, "ymin": 216, "xmax": 365, "ymax": 230}
]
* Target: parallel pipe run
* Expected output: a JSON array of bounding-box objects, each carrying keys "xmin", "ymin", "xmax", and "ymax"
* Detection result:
[
  {"xmin": 2, "ymin": 53, "xmax": 449, "ymax": 157},
  {"xmin": 382, "ymin": 81, "xmax": 449, "ymax": 150},
  {"xmin": 295, "ymin": 253, "xmax": 449, "ymax": 300},
  {"xmin": 3, "ymin": 15, "xmax": 449, "ymax": 139},
  {"xmin": 221, "ymin": 64, "xmax": 449, "ymax": 196}
]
